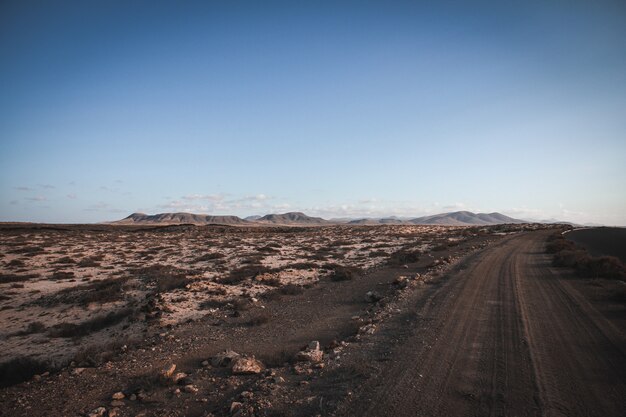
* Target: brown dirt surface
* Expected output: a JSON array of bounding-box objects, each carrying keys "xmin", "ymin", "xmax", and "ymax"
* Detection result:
[
  {"xmin": 3, "ymin": 225, "xmax": 622, "ymax": 417},
  {"xmin": 333, "ymin": 230, "xmax": 626, "ymax": 417}
]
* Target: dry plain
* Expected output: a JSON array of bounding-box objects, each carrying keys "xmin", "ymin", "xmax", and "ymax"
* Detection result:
[{"xmin": 0, "ymin": 223, "xmax": 624, "ymax": 417}]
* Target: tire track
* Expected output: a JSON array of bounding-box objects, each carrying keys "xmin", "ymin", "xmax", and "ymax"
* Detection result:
[{"xmin": 337, "ymin": 230, "xmax": 625, "ymax": 417}]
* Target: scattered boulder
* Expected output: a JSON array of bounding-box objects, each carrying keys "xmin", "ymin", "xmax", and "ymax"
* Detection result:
[
  {"xmin": 365, "ymin": 291, "xmax": 383, "ymax": 303},
  {"xmin": 111, "ymin": 392, "xmax": 125, "ymax": 400},
  {"xmin": 172, "ymin": 372, "xmax": 187, "ymax": 384},
  {"xmin": 87, "ymin": 407, "xmax": 107, "ymax": 417},
  {"xmin": 295, "ymin": 340, "xmax": 323, "ymax": 363},
  {"xmin": 71, "ymin": 367, "xmax": 86, "ymax": 376},
  {"xmin": 159, "ymin": 363, "xmax": 177, "ymax": 384},
  {"xmin": 393, "ymin": 276, "xmax": 409, "ymax": 289},
  {"xmin": 231, "ymin": 357, "xmax": 264, "ymax": 375},
  {"xmin": 212, "ymin": 350, "xmax": 241, "ymax": 367},
  {"xmin": 183, "ymin": 384, "xmax": 198, "ymax": 393},
  {"xmin": 230, "ymin": 401, "xmax": 243, "ymax": 414}
]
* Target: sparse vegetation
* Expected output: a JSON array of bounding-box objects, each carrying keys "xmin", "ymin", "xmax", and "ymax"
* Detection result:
[
  {"xmin": 327, "ymin": 264, "xmax": 361, "ymax": 281},
  {"xmin": 0, "ymin": 356, "xmax": 49, "ymax": 388},
  {"xmin": 48, "ymin": 308, "xmax": 134, "ymax": 338},
  {"xmin": 547, "ymin": 232, "xmax": 626, "ymax": 280}
]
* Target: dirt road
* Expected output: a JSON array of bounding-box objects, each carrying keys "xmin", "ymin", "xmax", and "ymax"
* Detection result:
[{"xmin": 338, "ymin": 231, "xmax": 626, "ymax": 417}]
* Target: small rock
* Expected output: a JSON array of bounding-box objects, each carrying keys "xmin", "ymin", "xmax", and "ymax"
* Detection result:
[
  {"xmin": 87, "ymin": 407, "xmax": 107, "ymax": 417},
  {"xmin": 129, "ymin": 394, "xmax": 137, "ymax": 401},
  {"xmin": 230, "ymin": 401, "xmax": 243, "ymax": 414},
  {"xmin": 71, "ymin": 367, "xmax": 86, "ymax": 376},
  {"xmin": 272, "ymin": 376, "xmax": 285, "ymax": 383},
  {"xmin": 172, "ymin": 372, "xmax": 187, "ymax": 384},
  {"xmin": 201, "ymin": 360, "xmax": 210, "ymax": 367},
  {"xmin": 108, "ymin": 409, "xmax": 119, "ymax": 417},
  {"xmin": 183, "ymin": 384, "xmax": 198, "ymax": 394},
  {"xmin": 296, "ymin": 341, "xmax": 324, "ymax": 363},
  {"xmin": 308, "ymin": 340, "xmax": 320, "ymax": 351},
  {"xmin": 111, "ymin": 392, "xmax": 125, "ymax": 400},
  {"xmin": 212, "ymin": 350, "xmax": 241, "ymax": 367},
  {"xmin": 161, "ymin": 363, "xmax": 176, "ymax": 379},
  {"xmin": 174, "ymin": 388, "xmax": 181, "ymax": 395},
  {"xmin": 110, "ymin": 400, "xmax": 125, "ymax": 407},
  {"xmin": 231, "ymin": 357, "xmax": 264, "ymax": 375},
  {"xmin": 32, "ymin": 374, "xmax": 42, "ymax": 382},
  {"xmin": 365, "ymin": 291, "xmax": 383, "ymax": 303}
]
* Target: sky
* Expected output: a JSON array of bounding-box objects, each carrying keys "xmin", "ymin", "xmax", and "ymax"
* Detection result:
[{"xmin": 1, "ymin": 1, "xmax": 625, "ymax": 225}]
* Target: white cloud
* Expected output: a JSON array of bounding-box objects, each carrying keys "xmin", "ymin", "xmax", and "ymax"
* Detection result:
[{"xmin": 25, "ymin": 196, "xmax": 47, "ymax": 202}]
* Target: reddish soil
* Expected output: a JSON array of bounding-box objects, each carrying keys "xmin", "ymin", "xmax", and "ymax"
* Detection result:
[
  {"xmin": 334, "ymin": 230, "xmax": 626, "ymax": 417},
  {"xmin": 2, "ymin": 226, "xmax": 623, "ymax": 417}
]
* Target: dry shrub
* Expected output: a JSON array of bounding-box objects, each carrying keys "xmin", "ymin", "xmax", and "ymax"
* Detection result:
[
  {"xmin": 0, "ymin": 357, "xmax": 49, "ymax": 387},
  {"xmin": 135, "ymin": 264, "xmax": 192, "ymax": 292},
  {"xmin": 387, "ymin": 248, "xmax": 421, "ymax": 265},
  {"xmin": 0, "ymin": 273, "xmax": 39, "ymax": 284},
  {"xmin": 260, "ymin": 277, "xmax": 282, "ymax": 287},
  {"xmin": 53, "ymin": 256, "xmax": 76, "ymax": 264},
  {"xmin": 195, "ymin": 252, "xmax": 225, "ymax": 262},
  {"xmin": 199, "ymin": 298, "xmax": 231, "ymax": 310},
  {"xmin": 77, "ymin": 257, "xmax": 101, "ymax": 267},
  {"xmin": 39, "ymin": 277, "xmax": 129, "ymax": 306},
  {"xmin": 15, "ymin": 321, "xmax": 46, "ymax": 336},
  {"xmin": 48, "ymin": 308, "xmax": 134, "ymax": 338},
  {"xmin": 326, "ymin": 264, "xmax": 361, "ymax": 281},
  {"xmin": 222, "ymin": 265, "xmax": 271, "ymax": 285},
  {"xmin": 548, "ymin": 233, "xmax": 626, "ymax": 280}
]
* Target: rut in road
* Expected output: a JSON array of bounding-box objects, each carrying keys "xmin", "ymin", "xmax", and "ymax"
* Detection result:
[{"xmin": 338, "ymin": 231, "xmax": 626, "ymax": 417}]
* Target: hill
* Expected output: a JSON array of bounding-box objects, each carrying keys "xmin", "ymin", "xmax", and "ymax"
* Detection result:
[
  {"xmin": 114, "ymin": 212, "xmax": 250, "ymax": 226},
  {"xmin": 409, "ymin": 211, "xmax": 525, "ymax": 226},
  {"xmin": 255, "ymin": 212, "xmax": 328, "ymax": 225}
]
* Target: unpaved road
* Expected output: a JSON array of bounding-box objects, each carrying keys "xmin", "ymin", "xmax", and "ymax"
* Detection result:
[{"xmin": 338, "ymin": 231, "xmax": 626, "ymax": 417}]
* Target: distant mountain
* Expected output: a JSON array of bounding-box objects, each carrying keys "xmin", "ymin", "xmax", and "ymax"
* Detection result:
[
  {"xmin": 409, "ymin": 211, "xmax": 525, "ymax": 226},
  {"xmin": 115, "ymin": 212, "xmax": 250, "ymax": 226},
  {"xmin": 255, "ymin": 212, "xmax": 328, "ymax": 225},
  {"xmin": 348, "ymin": 217, "xmax": 407, "ymax": 225},
  {"xmin": 114, "ymin": 210, "xmax": 527, "ymax": 227}
]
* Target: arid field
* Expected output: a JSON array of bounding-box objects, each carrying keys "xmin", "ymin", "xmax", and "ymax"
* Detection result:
[{"xmin": 1, "ymin": 223, "xmax": 624, "ymax": 417}]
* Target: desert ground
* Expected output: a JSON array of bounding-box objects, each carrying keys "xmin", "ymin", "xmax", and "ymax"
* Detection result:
[{"xmin": 0, "ymin": 223, "xmax": 624, "ymax": 416}]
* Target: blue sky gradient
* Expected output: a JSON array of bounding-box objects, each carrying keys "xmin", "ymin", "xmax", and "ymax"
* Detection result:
[{"xmin": 1, "ymin": 1, "xmax": 625, "ymax": 224}]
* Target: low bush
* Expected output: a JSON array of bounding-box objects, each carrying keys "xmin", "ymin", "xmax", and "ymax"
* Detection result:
[
  {"xmin": 387, "ymin": 248, "xmax": 421, "ymax": 265},
  {"xmin": 222, "ymin": 265, "xmax": 271, "ymax": 285},
  {"xmin": 134, "ymin": 264, "xmax": 192, "ymax": 292},
  {"xmin": 0, "ymin": 273, "xmax": 39, "ymax": 284},
  {"xmin": 195, "ymin": 252, "xmax": 225, "ymax": 262},
  {"xmin": 278, "ymin": 284, "xmax": 303, "ymax": 295},
  {"xmin": 15, "ymin": 321, "xmax": 46, "ymax": 336},
  {"xmin": 327, "ymin": 264, "xmax": 361, "ymax": 281},
  {"xmin": 0, "ymin": 357, "xmax": 49, "ymax": 387},
  {"xmin": 53, "ymin": 256, "xmax": 76, "ymax": 264},
  {"xmin": 48, "ymin": 308, "xmax": 134, "ymax": 338},
  {"xmin": 548, "ymin": 233, "xmax": 626, "ymax": 280}
]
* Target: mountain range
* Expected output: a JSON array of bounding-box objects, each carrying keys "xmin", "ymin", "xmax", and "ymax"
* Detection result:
[{"xmin": 114, "ymin": 210, "xmax": 528, "ymax": 226}]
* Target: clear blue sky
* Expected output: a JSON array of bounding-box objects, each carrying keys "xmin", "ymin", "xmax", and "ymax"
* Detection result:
[{"xmin": 1, "ymin": 1, "xmax": 625, "ymax": 225}]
